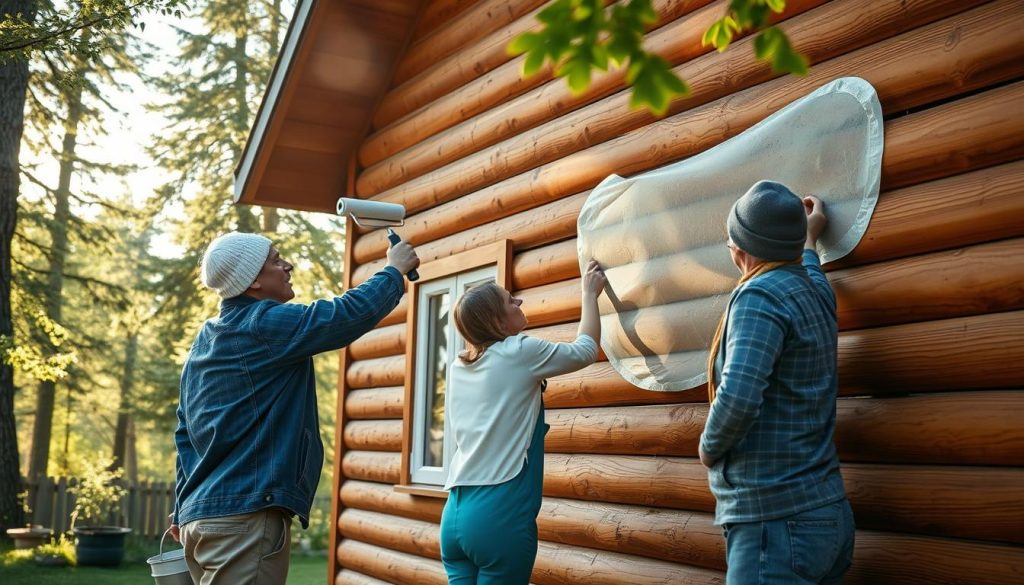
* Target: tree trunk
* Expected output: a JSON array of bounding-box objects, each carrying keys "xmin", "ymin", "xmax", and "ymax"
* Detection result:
[
  {"xmin": 0, "ymin": 0, "xmax": 36, "ymax": 532},
  {"xmin": 27, "ymin": 62, "xmax": 85, "ymax": 480},
  {"xmin": 111, "ymin": 332, "xmax": 137, "ymax": 475}
]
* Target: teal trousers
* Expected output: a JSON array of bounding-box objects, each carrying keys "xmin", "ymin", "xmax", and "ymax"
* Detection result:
[{"xmin": 440, "ymin": 408, "xmax": 547, "ymax": 584}]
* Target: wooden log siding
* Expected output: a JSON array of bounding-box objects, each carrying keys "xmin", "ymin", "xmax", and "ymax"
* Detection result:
[
  {"xmin": 361, "ymin": 0, "xmax": 1016, "ymax": 226},
  {"xmin": 538, "ymin": 392, "xmax": 1024, "ymax": 466},
  {"xmin": 343, "ymin": 234, "xmax": 1024, "ymax": 365},
  {"xmin": 348, "ymin": 323, "xmax": 406, "ymax": 361},
  {"xmin": 359, "ymin": 0, "xmax": 734, "ymax": 174},
  {"xmin": 336, "ymin": 568, "xmax": 391, "ymax": 585},
  {"xmin": 345, "ymin": 387, "xmax": 404, "ymax": 419},
  {"xmin": 339, "ymin": 480, "xmax": 1024, "ymax": 584},
  {"xmin": 343, "ymin": 420, "xmax": 403, "ymax": 452},
  {"xmin": 337, "ymin": 539, "xmax": 447, "ymax": 585},
  {"xmin": 409, "ymin": 0, "xmax": 478, "ymax": 43},
  {"xmin": 350, "ymin": 3, "xmax": 1024, "ymax": 267},
  {"xmin": 354, "ymin": 80, "xmax": 1024, "ymax": 284},
  {"xmin": 343, "ymin": 309, "xmax": 1024, "ymax": 395},
  {"xmin": 358, "ymin": 0, "xmax": 964, "ymax": 195},
  {"xmin": 386, "ymin": 0, "xmax": 550, "ymax": 97},
  {"xmin": 338, "ymin": 490, "xmax": 1024, "ymax": 584}
]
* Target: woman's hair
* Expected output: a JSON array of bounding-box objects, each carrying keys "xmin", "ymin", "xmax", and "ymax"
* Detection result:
[
  {"xmin": 706, "ymin": 258, "xmax": 800, "ymax": 402},
  {"xmin": 454, "ymin": 281, "xmax": 510, "ymax": 364}
]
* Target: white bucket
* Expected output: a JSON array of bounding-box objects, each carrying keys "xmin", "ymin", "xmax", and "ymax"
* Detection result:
[{"xmin": 147, "ymin": 529, "xmax": 193, "ymax": 585}]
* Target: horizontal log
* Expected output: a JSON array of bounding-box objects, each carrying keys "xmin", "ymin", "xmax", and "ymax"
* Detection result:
[
  {"xmin": 545, "ymin": 362, "xmax": 705, "ymax": 408},
  {"xmin": 833, "ymin": 391, "xmax": 1024, "ymax": 466},
  {"xmin": 843, "ymin": 463, "xmax": 1024, "ymax": 543},
  {"xmin": 351, "ymin": 4, "xmax": 1024, "ymax": 266},
  {"xmin": 361, "ymin": 0, "xmax": 1011, "ymax": 228},
  {"xmin": 337, "ymin": 480, "xmax": 1024, "ymax": 582},
  {"xmin": 340, "ymin": 509, "xmax": 440, "ymax": 559},
  {"xmin": 346, "ymin": 355, "xmax": 405, "ymax": 389},
  {"xmin": 340, "ymin": 480, "xmax": 446, "ymax": 524},
  {"xmin": 409, "ymin": 0, "xmax": 477, "ymax": 44},
  {"xmin": 385, "ymin": 0, "xmax": 549, "ymax": 94},
  {"xmin": 345, "ymin": 387, "xmax": 404, "ymax": 420},
  {"xmin": 543, "ymin": 453, "xmax": 712, "ymax": 511},
  {"xmin": 341, "ymin": 451, "xmax": 400, "ymax": 484},
  {"xmin": 839, "ymin": 162, "xmax": 1024, "ymax": 270},
  {"xmin": 846, "ymin": 530, "xmax": 1024, "ymax": 585},
  {"xmin": 538, "ymin": 497, "xmax": 723, "ymax": 570},
  {"xmin": 513, "ymin": 239, "xmax": 581, "ymax": 290},
  {"xmin": 336, "ymin": 568, "xmax": 390, "ymax": 585},
  {"xmin": 832, "ymin": 237, "xmax": 1024, "ymax": 329},
  {"xmin": 343, "ymin": 420, "xmax": 403, "ymax": 452},
  {"xmin": 359, "ymin": 0, "xmax": 741, "ymax": 175},
  {"xmin": 837, "ymin": 309, "xmax": 1024, "ymax": 395},
  {"xmin": 348, "ymin": 323, "xmax": 406, "ymax": 361},
  {"xmin": 337, "ymin": 539, "xmax": 446, "ymax": 585},
  {"xmin": 533, "ymin": 540, "xmax": 724, "ymax": 584},
  {"xmin": 545, "ymin": 391, "xmax": 1024, "ymax": 465},
  {"xmin": 517, "ymin": 278, "xmax": 582, "ymax": 328}
]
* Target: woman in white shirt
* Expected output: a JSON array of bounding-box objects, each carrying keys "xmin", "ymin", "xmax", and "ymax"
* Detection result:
[{"xmin": 440, "ymin": 261, "xmax": 607, "ymax": 584}]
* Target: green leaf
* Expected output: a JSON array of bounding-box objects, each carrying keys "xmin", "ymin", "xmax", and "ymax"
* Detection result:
[
  {"xmin": 765, "ymin": 0, "xmax": 786, "ymax": 13},
  {"xmin": 507, "ymin": 31, "xmax": 541, "ymax": 56},
  {"xmin": 703, "ymin": 19, "xmax": 734, "ymax": 51},
  {"xmin": 591, "ymin": 43, "xmax": 609, "ymax": 70},
  {"xmin": 522, "ymin": 48, "xmax": 547, "ymax": 77}
]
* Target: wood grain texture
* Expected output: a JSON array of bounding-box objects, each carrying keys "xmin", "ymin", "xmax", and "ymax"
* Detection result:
[
  {"xmin": 343, "ymin": 420, "xmax": 403, "ymax": 451},
  {"xmin": 345, "ymin": 387, "xmax": 404, "ymax": 420},
  {"xmin": 336, "ymin": 539, "xmax": 447, "ymax": 585},
  {"xmin": 351, "ymin": 11, "xmax": 1024, "ymax": 267}
]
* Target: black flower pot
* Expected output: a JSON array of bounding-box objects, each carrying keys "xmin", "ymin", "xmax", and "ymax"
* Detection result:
[{"xmin": 73, "ymin": 526, "xmax": 132, "ymax": 566}]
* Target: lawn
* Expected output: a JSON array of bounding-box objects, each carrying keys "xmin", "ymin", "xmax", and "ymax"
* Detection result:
[{"xmin": 0, "ymin": 538, "xmax": 327, "ymax": 584}]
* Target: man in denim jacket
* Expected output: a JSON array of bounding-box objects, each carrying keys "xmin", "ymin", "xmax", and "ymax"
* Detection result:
[
  {"xmin": 171, "ymin": 231, "xmax": 418, "ymax": 584},
  {"xmin": 700, "ymin": 181, "xmax": 855, "ymax": 584}
]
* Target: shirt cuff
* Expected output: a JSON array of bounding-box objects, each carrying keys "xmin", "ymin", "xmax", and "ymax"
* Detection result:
[{"xmin": 380, "ymin": 266, "xmax": 405, "ymax": 290}]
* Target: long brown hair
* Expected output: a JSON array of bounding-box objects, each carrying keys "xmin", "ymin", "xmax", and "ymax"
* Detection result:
[
  {"xmin": 706, "ymin": 259, "xmax": 800, "ymax": 402},
  {"xmin": 454, "ymin": 281, "xmax": 510, "ymax": 364}
]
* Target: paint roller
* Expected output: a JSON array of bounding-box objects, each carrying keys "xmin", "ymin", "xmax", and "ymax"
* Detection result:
[{"xmin": 336, "ymin": 197, "xmax": 419, "ymax": 281}]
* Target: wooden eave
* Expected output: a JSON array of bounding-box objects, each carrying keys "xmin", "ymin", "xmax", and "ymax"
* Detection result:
[{"xmin": 233, "ymin": 0, "xmax": 422, "ymax": 214}]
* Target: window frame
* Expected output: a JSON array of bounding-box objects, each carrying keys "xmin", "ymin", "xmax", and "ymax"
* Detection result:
[{"xmin": 397, "ymin": 240, "xmax": 512, "ymax": 497}]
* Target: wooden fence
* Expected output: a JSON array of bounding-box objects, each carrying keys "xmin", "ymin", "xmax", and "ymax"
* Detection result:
[{"xmin": 22, "ymin": 476, "xmax": 174, "ymax": 538}]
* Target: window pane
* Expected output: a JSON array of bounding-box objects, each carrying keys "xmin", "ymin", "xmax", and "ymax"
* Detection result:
[{"xmin": 423, "ymin": 292, "xmax": 449, "ymax": 468}]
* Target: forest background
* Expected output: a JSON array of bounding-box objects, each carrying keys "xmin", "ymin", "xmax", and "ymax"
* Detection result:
[{"xmin": 0, "ymin": 0, "xmax": 348, "ymax": 538}]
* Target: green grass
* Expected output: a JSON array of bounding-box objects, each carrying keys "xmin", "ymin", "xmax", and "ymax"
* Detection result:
[{"xmin": 1, "ymin": 538, "xmax": 327, "ymax": 584}]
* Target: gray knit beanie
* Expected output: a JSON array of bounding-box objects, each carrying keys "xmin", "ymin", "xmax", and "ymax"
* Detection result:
[
  {"xmin": 200, "ymin": 232, "xmax": 273, "ymax": 298},
  {"xmin": 727, "ymin": 180, "xmax": 807, "ymax": 261}
]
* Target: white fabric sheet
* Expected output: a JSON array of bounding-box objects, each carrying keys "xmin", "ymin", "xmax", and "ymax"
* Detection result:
[{"xmin": 577, "ymin": 77, "xmax": 883, "ymax": 392}]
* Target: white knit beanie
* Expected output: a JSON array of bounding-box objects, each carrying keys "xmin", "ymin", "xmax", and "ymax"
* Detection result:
[{"xmin": 200, "ymin": 232, "xmax": 273, "ymax": 299}]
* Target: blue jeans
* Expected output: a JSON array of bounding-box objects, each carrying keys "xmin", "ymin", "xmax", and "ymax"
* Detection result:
[{"xmin": 723, "ymin": 499, "xmax": 855, "ymax": 585}]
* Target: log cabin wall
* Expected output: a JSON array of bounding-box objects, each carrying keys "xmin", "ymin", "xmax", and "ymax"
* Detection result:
[{"xmin": 332, "ymin": 0, "xmax": 1024, "ymax": 583}]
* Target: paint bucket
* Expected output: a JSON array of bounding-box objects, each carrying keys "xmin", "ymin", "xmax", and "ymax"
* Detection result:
[{"xmin": 147, "ymin": 528, "xmax": 193, "ymax": 585}]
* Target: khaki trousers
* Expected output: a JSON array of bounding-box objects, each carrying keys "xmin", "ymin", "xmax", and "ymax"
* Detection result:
[{"xmin": 181, "ymin": 508, "xmax": 292, "ymax": 585}]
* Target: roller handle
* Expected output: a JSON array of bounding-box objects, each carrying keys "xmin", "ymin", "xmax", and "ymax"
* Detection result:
[{"xmin": 386, "ymin": 229, "xmax": 419, "ymax": 282}]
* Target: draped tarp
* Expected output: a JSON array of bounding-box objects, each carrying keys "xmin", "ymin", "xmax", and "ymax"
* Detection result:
[{"xmin": 577, "ymin": 77, "xmax": 883, "ymax": 391}]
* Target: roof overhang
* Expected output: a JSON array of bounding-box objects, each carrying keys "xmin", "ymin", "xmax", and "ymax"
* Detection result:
[{"xmin": 233, "ymin": 0, "xmax": 422, "ymax": 214}]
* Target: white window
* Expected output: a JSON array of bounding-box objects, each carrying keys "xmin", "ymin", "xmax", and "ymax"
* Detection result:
[{"xmin": 409, "ymin": 265, "xmax": 496, "ymax": 485}]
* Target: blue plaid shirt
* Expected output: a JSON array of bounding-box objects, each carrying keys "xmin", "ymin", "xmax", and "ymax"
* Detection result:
[
  {"xmin": 700, "ymin": 250, "xmax": 846, "ymax": 525},
  {"xmin": 174, "ymin": 267, "xmax": 404, "ymax": 528}
]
